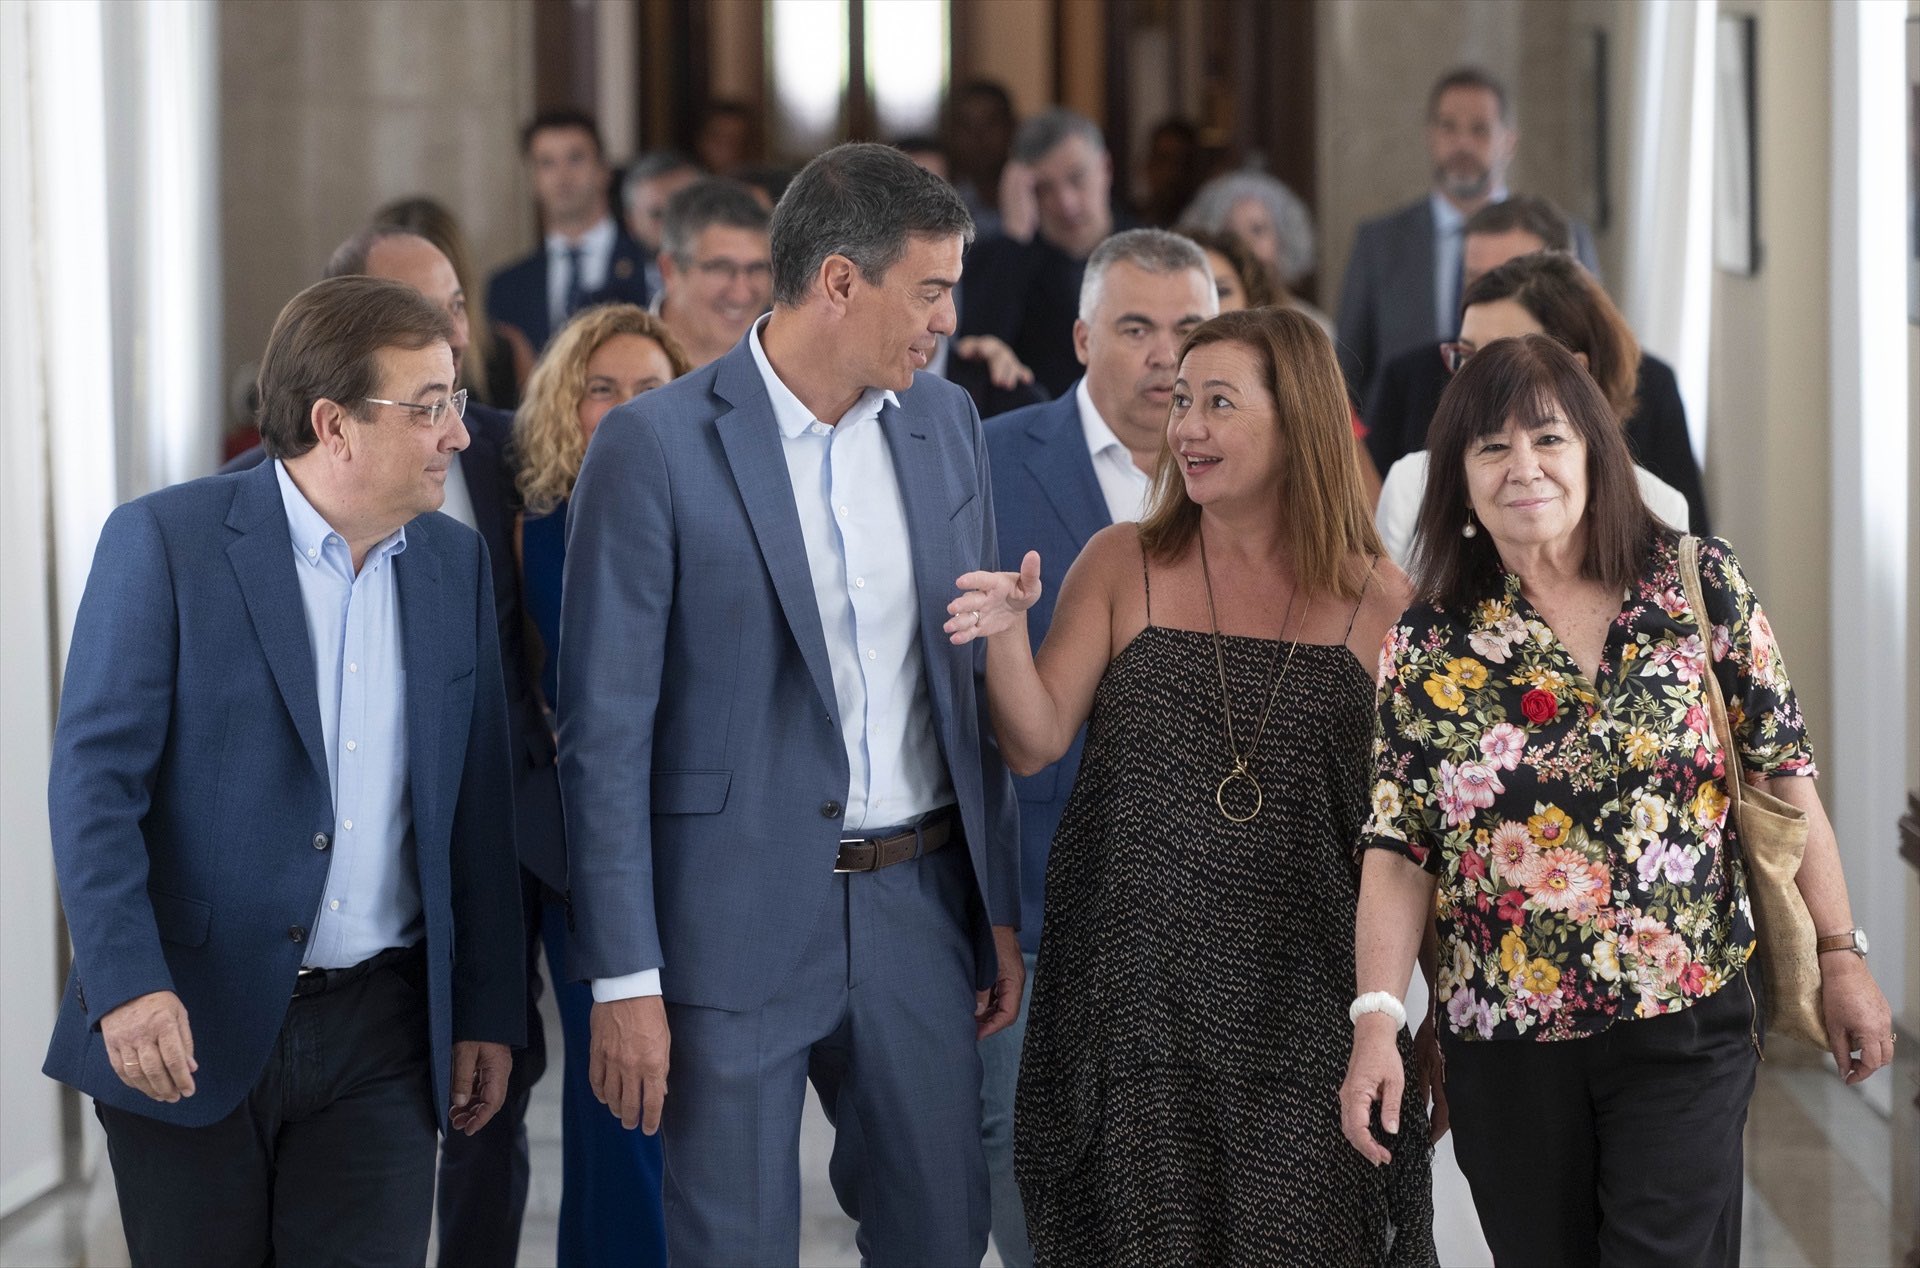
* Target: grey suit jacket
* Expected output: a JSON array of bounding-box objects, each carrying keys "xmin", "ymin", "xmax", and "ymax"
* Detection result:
[
  {"xmin": 557, "ymin": 337, "xmax": 1020, "ymax": 1012},
  {"xmin": 1335, "ymin": 196, "xmax": 1599, "ymax": 406}
]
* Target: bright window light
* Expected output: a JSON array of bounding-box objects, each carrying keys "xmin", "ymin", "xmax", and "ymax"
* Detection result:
[
  {"xmin": 769, "ymin": 0, "xmax": 849, "ymax": 157},
  {"xmin": 867, "ymin": 0, "xmax": 946, "ymax": 138}
]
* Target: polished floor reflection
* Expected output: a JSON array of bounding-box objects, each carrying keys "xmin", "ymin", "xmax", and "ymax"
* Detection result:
[{"xmin": 0, "ymin": 966, "xmax": 1901, "ymax": 1268}]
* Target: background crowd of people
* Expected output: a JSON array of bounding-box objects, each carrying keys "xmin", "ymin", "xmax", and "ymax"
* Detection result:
[{"xmin": 47, "ymin": 63, "xmax": 1896, "ymax": 1268}]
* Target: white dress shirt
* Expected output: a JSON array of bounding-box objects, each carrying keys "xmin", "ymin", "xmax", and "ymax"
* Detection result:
[
  {"xmin": 274, "ymin": 461, "xmax": 422, "ymax": 968},
  {"xmin": 1075, "ymin": 378, "xmax": 1153, "ymax": 523},
  {"xmin": 546, "ymin": 215, "xmax": 619, "ymax": 332},
  {"xmin": 591, "ymin": 318, "xmax": 955, "ymax": 1003},
  {"xmin": 1373, "ymin": 449, "xmax": 1691, "ymax": 567}
]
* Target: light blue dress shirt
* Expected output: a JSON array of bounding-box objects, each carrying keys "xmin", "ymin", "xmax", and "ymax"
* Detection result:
[
  {"xmin": 274, "ymin": 461, "xmax": 422, "ymax": 969},
  {"xmin": 1430, "ymin": 187, "xmax": 1509, "ymax": 337}
]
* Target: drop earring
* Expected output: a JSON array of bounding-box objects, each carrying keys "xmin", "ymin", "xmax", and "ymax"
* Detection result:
[{"xmin": 1461, "ymin": 509, "xmax": 1478, "ymax": 539}]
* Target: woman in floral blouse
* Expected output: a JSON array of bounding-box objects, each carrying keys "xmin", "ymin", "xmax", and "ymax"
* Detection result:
[{"xmin": 1338, "ymin": 335, "xmax": 1892, "ymax": 1265}]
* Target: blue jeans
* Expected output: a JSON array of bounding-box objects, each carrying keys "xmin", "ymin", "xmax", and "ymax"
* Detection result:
[{"xmin": 978, "ymin": 950, "xmax": 1037, "ymax": 1268}]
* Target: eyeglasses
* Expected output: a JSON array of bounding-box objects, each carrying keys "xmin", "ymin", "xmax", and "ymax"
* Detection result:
[
  {"xmin": 690, "ymin": 258, "xmax": 772, "ymax": 284},
  {"xmin": 361, "ymin": 388, "xmax": 468, "ymax": 428},
  {"xmin": 1440, "ymin": 342, "xmax": 1475, "ymax": 375}
]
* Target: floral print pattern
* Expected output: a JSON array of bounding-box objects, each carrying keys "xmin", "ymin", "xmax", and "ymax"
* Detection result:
[{"xmin": 1362, "ymin": 533, "xmax": 1815, "ymax": 1041}]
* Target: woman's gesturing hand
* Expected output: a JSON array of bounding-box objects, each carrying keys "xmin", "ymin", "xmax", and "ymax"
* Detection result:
[{"xmin": 945, "ymin": 550, "xmax": 1043, "ymax": 645}]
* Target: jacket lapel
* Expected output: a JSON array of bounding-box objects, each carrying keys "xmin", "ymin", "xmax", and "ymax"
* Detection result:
[
  {"xmin": 395, "ymin": 525, "xmax": 443, "ymax": 841},
  {"xmin": 1026, "ymin": 390, "xmax": 1113, "ymax": 547},
  {"xmin": 711, "ymin": 347, "xmax": 841, "ymax": 725},
  {"xmin": 225, "ymin": 462, "xmax": 330, "ymax": 794},
  {"xmin": 877, "ymin": 401, "xmax": 955, "ymax": 722}
]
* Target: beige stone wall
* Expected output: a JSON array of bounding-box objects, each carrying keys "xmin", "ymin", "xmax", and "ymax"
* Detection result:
[
  {"xmin": 219, "ymin": 0, "xmax": 536, "ymax": 422},
  {"xmin": 1315, "ymin": 0, "xmax": 1601, "ymax": 310}
]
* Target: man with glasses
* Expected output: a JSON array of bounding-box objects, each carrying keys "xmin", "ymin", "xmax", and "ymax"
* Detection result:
[
  {"xmin": 652, "ymin": 177, "xmax": 773, "ymax": 368},
  {"xmin": 46, "ymin": 275, "xmax": 525, "ymax": 1266}
]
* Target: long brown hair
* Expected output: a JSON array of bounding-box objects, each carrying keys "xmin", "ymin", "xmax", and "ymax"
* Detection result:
[
  {"xmin": 514, "ymin": 304, "xmax": 691, "ymax": 514},
  {"xmin": 1460, "ymin": 250, "xmax": 1640, "ymax": 423},
  {"xmin": 1415, "ymin": 334, "xmax": 1654, "ymax": 609},
  {"xmin": 1137, "ymin": 307, "xmax": 1382, "ymax": 600}
]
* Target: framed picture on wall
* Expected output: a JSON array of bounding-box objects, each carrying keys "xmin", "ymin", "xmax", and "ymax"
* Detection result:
[{"xmin": 1713, "ymin": 12, "xmax": 1759, "ymax": 276}]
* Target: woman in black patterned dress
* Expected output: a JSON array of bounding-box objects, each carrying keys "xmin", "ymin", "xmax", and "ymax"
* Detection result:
[{"xmin": 946, "ymin": 308, "xmax": 1437, "ymax": 1265}]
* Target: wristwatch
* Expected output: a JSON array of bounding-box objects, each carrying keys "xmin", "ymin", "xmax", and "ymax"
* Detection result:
[{"xmin": 1815, "ymin": 928, "xmax": 1870, "ymax": 957}]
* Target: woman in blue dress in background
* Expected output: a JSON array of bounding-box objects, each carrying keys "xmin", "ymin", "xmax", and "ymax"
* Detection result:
[{"xmin": 514, "ymin": 304, "xmax": 689, "ymax": 1266}]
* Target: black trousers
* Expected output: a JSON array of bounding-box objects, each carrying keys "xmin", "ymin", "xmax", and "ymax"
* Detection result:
[
  {"xmin": 1443, "ymin": 972, "xmax": 1762, "ymax": 1267},
  {"xmin": 434, "ymin": 868, "xmax": 550, "ymax": 1268},
  {"xmin": 97, "ymin": 947, "xmax": 438, "ymax": 1268}
]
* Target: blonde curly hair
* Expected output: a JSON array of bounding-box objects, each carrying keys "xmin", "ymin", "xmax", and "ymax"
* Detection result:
[{"xmin": 514, "ymin": 304, "xmax": 690, "ymax": 515}]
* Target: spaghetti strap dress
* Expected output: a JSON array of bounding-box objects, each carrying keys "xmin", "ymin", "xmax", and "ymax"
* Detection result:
[{"xmin": 1012, "ymin": 546, "xmax": 1437, "ymax": 1266}]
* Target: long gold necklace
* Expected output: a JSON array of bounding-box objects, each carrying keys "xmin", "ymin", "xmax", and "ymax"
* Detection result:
[{"xmin": 1199, "ymin": 528, "xmax": 1306, "ymax": 824}]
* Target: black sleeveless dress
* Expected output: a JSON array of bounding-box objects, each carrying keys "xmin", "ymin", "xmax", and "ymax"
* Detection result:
[{"xmin": 1012, "ymin": 554, "xmax": 1437, "ymax": 1266}]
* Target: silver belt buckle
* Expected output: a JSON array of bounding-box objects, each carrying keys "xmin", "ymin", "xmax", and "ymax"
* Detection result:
[{"xmin": 834, "ymin": 835, "xmax": 869, "ymax": 874}]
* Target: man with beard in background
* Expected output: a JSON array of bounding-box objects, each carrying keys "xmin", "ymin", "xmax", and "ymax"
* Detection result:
[{"xmin": 1333, "ymin": 67, "xmax": 1598, "ymax": 407}]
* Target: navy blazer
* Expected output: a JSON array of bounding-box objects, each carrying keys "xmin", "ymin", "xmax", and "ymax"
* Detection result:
[
  {"xmin": 982, "ymin": 388, "xmax": 1112, "ymax": 954},
  {"xmin": 1335, "ymin": 197, "xmax": 1599, "ymax": 406},
  {"xmin": 221, "ymin": 405, "xmax": 567, "ymax": 892},
  {"xmin": 486, "ymin": 231, "xmax": 653, "ymax": 354},
  {"xmin": 44, "ymin": 461, "xmax": 525, "ymax": 1128},
  {"xmin": 558, "ymin": 339, "xmax": 1021, "ymax": 1011}
]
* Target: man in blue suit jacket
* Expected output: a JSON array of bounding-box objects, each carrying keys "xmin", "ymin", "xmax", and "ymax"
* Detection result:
[
  {"xmin": 47, "ymin": 276, "xmax": 525, "ymax": 1267},
  {"xmin": 559, "ymin": 142, "xmax": 1023, "ymax": 1264},
  {"xmin": 1334, "ymin": 66, "xmax": 1599, "ymax": 407},
  {"xmin": 975, "ymin": 227, "xmax": 1215, "ymax": 1266},
  {"xmin": 487, "ymin": 108, "xmax": 652, "ymax": 384}
]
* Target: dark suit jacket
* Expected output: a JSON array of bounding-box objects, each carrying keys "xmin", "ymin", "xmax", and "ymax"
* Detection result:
[
  {"xmin": 1362, "ymin": 343, "xmax": 1709, "ymax": 533},
  {"xmin": 44, "ymin": 461, "xmax": 525, "ymax": 1129},
  {"xmin": 982, "ymin": 388, "xmax": 1111, "ymax": 953},
  {"xmin": 1335, "ymin": 196, "xmax": 1600, "ymax": 406},
  {"xmin": 558, "ymin": 341, "xmax": 1020, "ymax": 1009},
  {"xmin": 943, "ymin": 346, "xmax": 1051, "ymax": 419},
  {"xmin": 959, "ymin": 233, "xmax": 1090, "ymax": 400},
  {"xmin": 486, "ymin": 229, "xmax": 653, "ymax": 354},
  {"xmin": 220, "ymin": 404, "xmax": 568, "ymax": 892}
]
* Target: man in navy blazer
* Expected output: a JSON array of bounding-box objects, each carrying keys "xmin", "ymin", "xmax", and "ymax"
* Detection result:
[
  {"xmin": 559, "ymin": 143, "xmax": 1022, "ymax": 1264},
  {"xmin": 1335, "ymin": 66, "xmax": 1599, "ymax": 406},
  {"xmin": 487, "ymin": 108, "xmax": 652, "ymax": 382},
  {"xmin": 46, "ymin": 277, "xmax": 525, "ymax": 1266},
  {"xmin": 974, "ymin": 228, "xmax": 1216, "ymax": 1265}
]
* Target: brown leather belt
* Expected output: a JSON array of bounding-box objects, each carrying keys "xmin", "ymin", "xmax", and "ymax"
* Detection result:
[{"xmin": 834, "ymin": 811, "xmax": 954, "ymax": 873}]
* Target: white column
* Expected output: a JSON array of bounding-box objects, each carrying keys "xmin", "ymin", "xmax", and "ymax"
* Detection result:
[{"xmin": 1827, "ymin": 0, "xmax": 1910, "ymax": 1118}]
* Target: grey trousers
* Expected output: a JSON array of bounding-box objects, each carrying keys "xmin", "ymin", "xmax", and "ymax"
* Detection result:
[{"xmin": 660, "ymin": 842, "xmax": 991, "ymax": 1266}]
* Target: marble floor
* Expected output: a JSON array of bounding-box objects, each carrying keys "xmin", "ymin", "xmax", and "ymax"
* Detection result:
[{"xmin": 0, "ymin": 970, "xmax": 1901, "ymax": 1267}]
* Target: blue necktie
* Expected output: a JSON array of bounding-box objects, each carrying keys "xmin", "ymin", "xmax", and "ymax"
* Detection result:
[
  {"xmin": 1444, "ymin": 230, "xmax": 1465, "ymax": 338},
  {"xmin": 564, "ymin": 245, "xmax": 590, "ymax": 317}
]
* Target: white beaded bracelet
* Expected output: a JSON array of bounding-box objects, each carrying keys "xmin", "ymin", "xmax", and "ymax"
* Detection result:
[{"xmin": 1348, "ymin": 991, "xmax": 1407, "ymax": 1027}]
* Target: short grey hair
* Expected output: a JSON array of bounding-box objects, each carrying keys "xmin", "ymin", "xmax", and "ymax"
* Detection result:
[
  {"xmin": 621, "ymin": 149, "xmax": 700, "ymax": 215},
  {"xmin": 324, "ymin": 224, "xmax": 428, "ymax": 279},
  {"xmin": 1077, "ymin": 228, "xmax": 1213, "ymax": 322},
  {"xmin": 1177, "ymin": 170, "xmax": 1318, "ymax": 285},
  {"xmin": 769, "ymin": 142, "xmax": 974, "ymax": 308},
  {"xmin": 661, "ymin": 178, "xmax": 770, "ymax": 262},
  {"xmin": 1011, "ymin": 108, "xmax": 1105, "ymax": 165}
]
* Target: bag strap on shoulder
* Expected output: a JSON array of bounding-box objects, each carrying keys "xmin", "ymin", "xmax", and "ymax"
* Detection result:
[{"xmin": 1677, "ymin": 534, "xmax": 1747, "ymax": 821}]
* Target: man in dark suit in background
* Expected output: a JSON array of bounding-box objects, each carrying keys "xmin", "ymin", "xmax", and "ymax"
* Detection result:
[
  {"xmin": 223, "ymin": 224, "xmax": 565, "ymax": 1267},
  {"xmin": 1335, "ymin": 66, "xmax": 1600, "ymax": 407},
  {"xmin": 46, "ymin": 276, "xmax": 525, "ymax": 1266},
  {"xmin": 959, "ymin": 109, "xmax": 1130, "ymax": 398},
  {"xmin": 488, "ymin": 109, "xmax": 652, "ymax": 375},
  {"xmin": 975, "ymin": 227, "xmax": 1216, "ymax": 1266},
  {"xmin": 561, "ymin": 142, "xmax": 1023, "ymax": 1264}
]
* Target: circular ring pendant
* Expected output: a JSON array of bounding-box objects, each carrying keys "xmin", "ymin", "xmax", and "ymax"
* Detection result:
[{"xmin": 1216, "ymin": 766, "xmax": 1264, "ymax": 823}]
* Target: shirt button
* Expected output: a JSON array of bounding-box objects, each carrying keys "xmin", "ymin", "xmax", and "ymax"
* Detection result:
[
  {"xmin": 821, "ymin": 800, "xmax": 843, "ymax": 819},
  {"xmin": 329, "ymin": 899, "xmax": 340, "ymax": 911},
  {"xmin": 312, "ymin": 832, "xmax": 330, "ymax": 851},
  {"xmin": 855, "ymin": 577, "xmax": 866, "ymax": 588},
  {"xmin": 306, "ymin": 547, "xmax": 318, "ymax": 560},
  {"xmin": 866, "ymin": 649, "xmax": 877, "ymax": 660},
  {"xmin": 288, "ymin": 925, "xmax": 306, "ymax": 944},
  {"xmin": 343, "ymin": 819, "xmax": 353, "ymax": 831},
  {"xmin": 345, "ymin": 740, "xmax": 357, "ymax": 752},
  {"xmin": 838, "ymin": 505, "xmax": 849, "ymax": 518},
  {"xmin": 348, "ymin": 662, "xmax": 358, "ymax": 673}
]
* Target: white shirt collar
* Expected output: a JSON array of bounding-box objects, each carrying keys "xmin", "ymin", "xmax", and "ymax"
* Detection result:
[
  {"xmin": 274, "ymin": 459, "xmax": 406, "ymax": 568},
  {"xmin": 1074, "ymin": 377, "xmax": 1133, "ymax": 465},
  {"xmin": 546, "ymin": 215, "xmax": 618, "ymax": 257},
  {"xmin": 747, "ymin": 314, "xmax": 898, "ymax": 439},
  {"xmin": 1430, "ymin": 188, "xmax": 1509, "ymax": 234}
]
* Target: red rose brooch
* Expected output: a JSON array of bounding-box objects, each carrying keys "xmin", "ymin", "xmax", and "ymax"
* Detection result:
[{"xmin": 1520, "ymin": 688, "xmax": 1558, "ymax": 725}]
